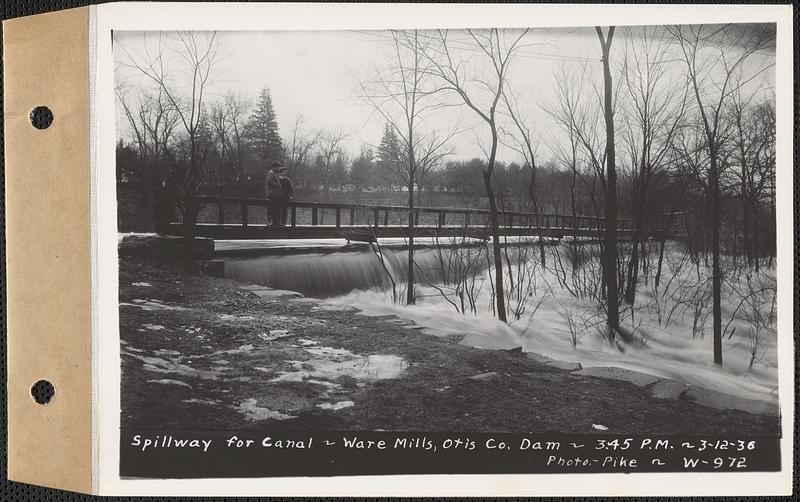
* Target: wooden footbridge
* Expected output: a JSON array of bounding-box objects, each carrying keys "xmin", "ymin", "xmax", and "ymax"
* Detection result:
[{"xmin": 164, "ymin": 196, "xmax": 639, "ymax": 241}]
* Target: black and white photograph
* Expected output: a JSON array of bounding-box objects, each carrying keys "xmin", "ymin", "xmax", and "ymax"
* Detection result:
[{"xmin": 110, "ymin": 10, "xmax": 788, "ymax": 487}]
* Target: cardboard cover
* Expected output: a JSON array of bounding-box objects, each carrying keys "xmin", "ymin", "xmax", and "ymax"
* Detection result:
[{"xmin": 4, "ymin": 7, "xmax": 93, "ymax": 494}]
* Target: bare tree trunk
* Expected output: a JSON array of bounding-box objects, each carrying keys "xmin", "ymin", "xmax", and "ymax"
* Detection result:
[
  {"xmin": 709, "ymin": 147, "xmax": 723, "ymax": 365},
  {"xmin": 625, "ymin": 215, "xmax": 643, "ymax": 304},
  {"xmin": 406, "ymin": 169, "xmax": 416, "ymax": 305},
  {"xmin": 597, "ymin": 27, "xmax": 619, "ymax": 335},
  {"xmin": 484, "ymin": 170, "xmax": 506, "ymax": 322}
]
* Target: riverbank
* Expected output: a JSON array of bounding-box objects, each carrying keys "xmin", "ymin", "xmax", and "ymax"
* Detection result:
[{"xmin": 120, "ymin": 255, "xmax": 779, "ymax": 434}]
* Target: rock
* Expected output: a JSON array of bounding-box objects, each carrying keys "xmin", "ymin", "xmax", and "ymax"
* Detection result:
[
  {"xmin": 572, "ymin": 367, "xmax": 662, "ymax": 387},
  {"xmin": 239, "ymin": 284, "xmax": 272, "ymax": 291},
  {"xmin": 469, "ymin": 372, "xmax": 501, "ymax": 382},
  {"xmin": 525, "ymin": 352, "xmax": 581, "ymax": 371},
  {"xmin": 546, "ymin": 359, "xmax": 583, "ymax": 371},
  {"xmin": 682, "ymin": 388, "xmax": 779, "ymax": 416},
  {"xmin": 118, "ymin": 235, "xmax": 214, "ymax": 258},
  {"xmin": 506, "ymin": 346, "xmax": 523, "ymax": 353},
  {"xmin": 650, "ymin": 379, "xmax": 689, "ymax": 400},
  {"xmin": 526, "ymin": 352, "xmax": 553, "ymax": 364},
  {"xmin": 460, "ymin": 333, "xmax": 520, "ymax": 350},
  {"xmin": 251, "ymin": 288, "xmax": 303, "ymax": 299},
  {"xmin": 131, "ymin": 282, "xmax": 152, "ymax": 287},
  {"xmin": 592, "ymin": 423, "xmax": 609, "ymax": 431}
]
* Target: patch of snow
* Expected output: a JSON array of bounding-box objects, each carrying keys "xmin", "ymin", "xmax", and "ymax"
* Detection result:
[
  {"xmin": 592, "ymin": 424, "xmax": 609, "ymax": 431},
  {"xmin": 183, "ymin": 398, "xmax": 220, "ymax": 405},
  {"xmin": 142, "ymin": 324, "xmax": 165, "ymax": 331},
  {"xmin": 121, "ymin": 299, "xmax": 187, "ymax": 311},
  {"xmin": 259, "ymin": 330, "xmax": 291, "ymax": 341},
  {"xmin": 236, "ymin": 398, "xmax": 295, "ymax": 421},
  {"xmin": 131, "ymin": 282, "xmax": 152, "ymax": 287},
  {"xmin": 148, "ymin": 379, "xmax": 192, "ymax": 388},
  {"xmin": 219, "ymin": 314, "xmax": 256, "ymax": 322},
  {"xmin": 317, "ymin": 400, "xmax": 355, "ymax": 410}
]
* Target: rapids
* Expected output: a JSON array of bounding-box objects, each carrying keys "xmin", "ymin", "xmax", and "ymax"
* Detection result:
[{"xmin": 222, "ymin": 240, "xmax": 780, "ymax": 405}]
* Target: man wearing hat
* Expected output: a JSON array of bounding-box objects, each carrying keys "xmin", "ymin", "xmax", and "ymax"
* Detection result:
[{"xmin": 266, "ymin": 160, "xmax": 289, "ymax": 226}]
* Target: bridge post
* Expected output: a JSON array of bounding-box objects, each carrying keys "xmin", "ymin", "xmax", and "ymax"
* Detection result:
[
  {"xmin": 384, "ymin": 208, "xmax": 389, "ymax": 226},
  {"xmin": 312, "ymin": 207, "xmax": 318, "ymax": 226},
  {"xmin": 437, "ymin": 211, "xmax": 445, "ymax": 228},
  {"xmin": 414, "ymin": 210, "xmax": 420, "ymax": 226},
  {"xmin": 217, "ymin": 202, "xmax": 225, "ymax": 224},
  {"xmin": 291, "ymin": 206, "xmax": 296, "ymax": 227},
  {"xmin": 464, "ymin": 212, "xmax": 471, "ymax": 228},
  {"xmin": 350, "ymin": 207, "xmax": 355, "ymax": 226},
  {"xmin": 373, "ymin": 208, "xmax": 379, "ymax": 228},
  {"xmin": 242, "ymin": 203, "xmax": 248, "ymax": 227},
  {"xmin": 335, "ymin": 207, "xmax": 341, "ymax": 228}
]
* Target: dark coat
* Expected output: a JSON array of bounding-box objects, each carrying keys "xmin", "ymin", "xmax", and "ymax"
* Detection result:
[
  {"xmin": 280, "ymin": 176, "xmax": 294, "ymax": 199},
  {"xmin": 266, "ymin": 169, "xmax": 283, "ymax": 198}
]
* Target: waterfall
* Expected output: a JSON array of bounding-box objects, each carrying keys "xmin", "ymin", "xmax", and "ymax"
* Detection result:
[{"xmin": 224, "ymin": 248, "xmax": 465, "ymax": 299}]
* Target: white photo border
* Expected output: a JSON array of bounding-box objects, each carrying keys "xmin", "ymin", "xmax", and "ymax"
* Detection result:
[{"xmin": 93, "ymin": 2, "xmax": 795, "ymax": 496}]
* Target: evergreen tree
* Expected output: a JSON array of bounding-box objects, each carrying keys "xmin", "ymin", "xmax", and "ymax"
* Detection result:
[
  {"xmin": 375, "ymin": 123, "xmax": 401, "ymax": 191},
  {"xmin": 247, "ymin": 87, "xmax": 283, "ymax": 167},
  {"xmin": 350, "ymin": 147, "xmax": 374, "ymax": 192}
]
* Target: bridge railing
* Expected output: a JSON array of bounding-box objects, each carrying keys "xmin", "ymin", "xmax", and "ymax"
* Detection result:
[{"xmin": 194, "ymin": 196, "xmax": 634, "ymax": 231}]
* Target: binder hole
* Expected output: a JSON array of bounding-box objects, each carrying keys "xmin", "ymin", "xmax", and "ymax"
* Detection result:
[
  {"xmin": 31, "ymin": 380, "xmax": 55, "ymax": 405},
  {"xmin": 29, "ymin": 106, "xmax": 54, "ymax": 129}
]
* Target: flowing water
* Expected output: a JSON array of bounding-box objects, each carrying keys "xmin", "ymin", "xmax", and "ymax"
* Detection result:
[{"xmin": 223, "ymin": 240, "xmax": 779, "ymax": 405}]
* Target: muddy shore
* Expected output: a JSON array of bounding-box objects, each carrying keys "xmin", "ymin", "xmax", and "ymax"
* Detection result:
[{"xmin": 120, "ymin": 255, "xmax": 779, "ymax": 435}]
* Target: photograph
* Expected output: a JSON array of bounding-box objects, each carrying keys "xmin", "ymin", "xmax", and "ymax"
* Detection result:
[{"xmin": 112, "ymin": 20, "xmax": 782, "ymax": 480}]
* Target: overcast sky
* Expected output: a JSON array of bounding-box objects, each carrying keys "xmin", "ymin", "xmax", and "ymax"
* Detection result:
[{"xmin": 114, "ymin": 25, "xmax": 775, "ymax": 164}]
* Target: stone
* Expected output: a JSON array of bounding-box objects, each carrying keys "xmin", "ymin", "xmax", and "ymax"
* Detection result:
[
  {"xmin": 240, "ymin": 284, "xmax": 272, "ymax": 291},
  {"xmin": 682, "ymin": 388, "xmax": 779, "ymax": 416},
  {"xmin": 525, "ymin": 352, "xmax": 581, "ymax": 371},
  {"xmin": 460, "ymin": 333, "xmax": 520, "ymax": 350},
  {"xmin": 546, "ymin": 359, "xmax": 583, "ymax": 371},
  {"xmin": 572, "ymin": 367, "xmax": 662, "ymax": 387},
  {"xmin": 650, "ymin": 379, "xmax": 689, "ymax": 400},
  {"xmin": 526, "ymin": 352, "xmax": 553, "ymax": 364},
  {"xmin": 469, "ymin": 372, "xmax": 501, "ymax": 382},
  {"xmin": 250, "ymin": 288, "xmax": 304, "ymax": 299}
]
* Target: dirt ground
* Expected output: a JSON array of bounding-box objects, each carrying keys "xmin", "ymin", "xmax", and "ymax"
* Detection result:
[{"xmin": 119, "ymin": 255, "xmax": 779, "ymax": 435}]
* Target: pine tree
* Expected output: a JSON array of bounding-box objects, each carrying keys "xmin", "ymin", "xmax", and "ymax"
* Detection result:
[
  {"xmin": 376, "ymin": 123, "xmax": 401, "ymax": 191},
  {"xmin": 247, "ymin": 87, "xmax": 283, "ymax": 166}
]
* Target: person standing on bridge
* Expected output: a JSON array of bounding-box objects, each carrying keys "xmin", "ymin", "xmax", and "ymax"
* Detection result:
[
  {"xmin": 266, "ymin": 160, "xmax": 286, "ymax": 226},
  {"xmin": 278, "ymin": 167, "xmax": 294, "ymax": 226}
]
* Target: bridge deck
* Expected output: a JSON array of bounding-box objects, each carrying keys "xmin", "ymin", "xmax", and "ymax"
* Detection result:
[
  {"xmin": 169, "ymin": 223, "xmax": 634, "ymax": 240},
  {"xmin": 164, "ymin": 196, "xmax": 646, "ymax": 241}
]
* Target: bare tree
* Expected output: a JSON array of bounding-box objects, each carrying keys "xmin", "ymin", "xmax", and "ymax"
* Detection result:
[
  {"xmin": 420, "ymin": 28, "xmax": 530, "ymax": 322},
  {"xmin": 596, "ymin": 25, "xmax": 620, "ymax": 337},
  {"xmin": 618, "ymin": 26, "xmax": 689, "ymax": 304},
  {"xmin": 318, "ymin": 129, "xmax": 347, "ymax": 201},
  {"xmin": 728, "ymin": 90, "xmax": 776, "ymax": 270},
  {"xmin": 210, "ymin": 92, "xmax": 250, "ymax": 186},
  {"xmin": 115, "ymin": 85, "xmax": 181, "ymax": 229},
  {"xmin": 668, "ymin": 23, "xmax": 774, "ymax": 365},
  {"xmin": 359, "ymin": 29, "xmax": 453, "ymax": 305},
  {"xmin": 285, "ymin": 115, "xmax": 320, "ymax": 188},
  {"xmin": 118, "ymin": 31, "xmax": 221, "ymax": 254}
]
